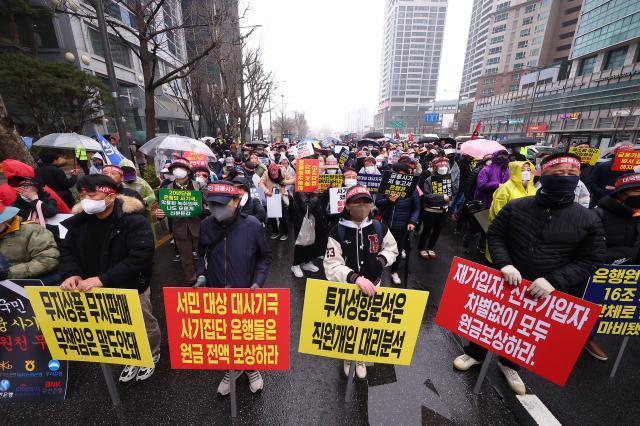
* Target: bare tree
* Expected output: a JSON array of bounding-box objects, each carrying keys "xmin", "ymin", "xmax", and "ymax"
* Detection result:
[
  {"xmin": 54, "ymin": 0, "xmax": 255, "ymax": 139},
  {"xmin": 271, "ymin": 116, "xmax": 295, "ymax": 140},
  {"xmin": 292, "ymin": 111, "xmax": 309, "ymax": 139}
]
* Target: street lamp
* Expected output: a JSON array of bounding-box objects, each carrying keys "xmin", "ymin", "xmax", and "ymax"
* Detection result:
[{"xmin": 521, "ymin": 64, "xmax": 561, "ymax": 137}]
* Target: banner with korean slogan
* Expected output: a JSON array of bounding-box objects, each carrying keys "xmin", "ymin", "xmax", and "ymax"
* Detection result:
[
  {"xmin": 296, "ymin": 159, "xmax": 320, "ymax": 192},
  {"xmin": 329, "ymin": 187, "xmax": 347, "ymax": 214},
  {"xmin": 583, "ymin": 265, "xmax": 640, "ymax": 336},
  {"xmin": 435, "ymin": 257, "xmax": 600, "ymax": 386},
  {"xmin": 25, "ymin": 287, "xmax": 153, "ymax": 368},
  {"xmin": 298, "ymin": 279, "xmax": 429, "ymax": 365},
  {"xmin": 319, "ymin": 174, "xmax": 344, "ymax": 192},
  {"xmin": 357, "ymin": 174, "xmax": 383, "ymax": 192},
  {"xmin": 568, "ymin": 146, "xmax": 601, "ymax": 166},
  {"xmin": 378, "ymin": 171, "xmax": 419, "ymax": 199},
  {"xmin": 163, "ymin": 288, "xmax": 290, "ymax": 370},
  {"xmin": 158, "ymin": 188, "xmax": 202, "ymax": 218},
  {"xmin": 612, "ymin": 150, "xmax": 640, "ymax": 171}
]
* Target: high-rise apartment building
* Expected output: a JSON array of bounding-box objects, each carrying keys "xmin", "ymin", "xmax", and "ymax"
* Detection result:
[
  {"xmin": 374, "ymin": 0, "xmax": 448, "ymax": 133},
  {"xmin": 473, "ymin": 0, "xmax": 583, "ymax": 101},
  {"xmin": 459, "ymin": 0, "xmax": 494, "ymax": 102}
]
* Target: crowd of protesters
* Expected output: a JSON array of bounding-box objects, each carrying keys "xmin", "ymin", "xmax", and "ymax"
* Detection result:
[{"xmin": 1, "ymin": 133, "xmax": 638, "ymax": 397}]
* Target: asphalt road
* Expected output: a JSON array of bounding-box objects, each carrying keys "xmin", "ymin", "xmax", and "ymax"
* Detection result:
[{"xmin": 2, "ymin": 221, "xmax": 639, "ymax": 425}]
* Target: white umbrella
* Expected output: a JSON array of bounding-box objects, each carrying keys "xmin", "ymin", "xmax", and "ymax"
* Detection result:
[
  {"xmin": 139, "ymin": 134, "xmax": 215, "ymax": 157},
  {"xmin": 34, "ymin": 132, "xmax": 103, "ymax": 151}
]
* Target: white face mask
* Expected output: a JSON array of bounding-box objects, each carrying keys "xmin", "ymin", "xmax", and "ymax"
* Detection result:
[
  {"xmin": 437, "ymin": 167, "xmax": 448, "ymax": 175},
  {"xmin": 195, "ymin": 176, "xmax": 207, "ymax": 185},
  {"xmin": 81, "ymin": 198, "xmax": 107, "ymax": 215},
  {"xmin": 20, "ymin": 194, "xmax": 37, "ymax": 202},
  {"xmin": 172, "ymin": 168, "xmax": 188, "ymax": 179},
  {"xmin": 485, "ymin": 160, "xmax": 492, "ymax": 166},
  {"xmin": 240, "ymin": 193, "xmax": 249, "ymax": 207},
  {"xmin": 344, "ymin": 178, "xmax": 357, "ymax": 188},
  {"xmin": 521, "ymin": 171, "xmax": 531, "ymax": 182},
  {"xmin": 365, "ymin": 166, "xmax": 376, "ymax": 174},
  {"xmin": 326, "ymin": 169, "xmax": 337, "ymax": 175}
]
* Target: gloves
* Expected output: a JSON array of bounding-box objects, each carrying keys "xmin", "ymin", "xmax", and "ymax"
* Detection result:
[
  {"xmin": 193, "ymin": 275, "xmax": 207, "ymax": 288},
  {"xmin": 250, "ymin": 283, "xmax": 260, "ymax": 290},
  {"xmin": 528, "ymin": 278, "xmax": 554, "ymax": 299},
  {"xmin": 355, "ymin": 276, "xmax": 377, "ymax": 297},
  {"xmin": 500, "ymin": 265, "xmax": 522, "ymax": 286}
]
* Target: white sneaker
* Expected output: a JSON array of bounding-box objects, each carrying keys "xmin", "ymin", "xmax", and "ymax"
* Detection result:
[
  {"xmin": 217, "ymin": 372, "xmax": 235, "ymax": 396},
  {"xmin": 246, "ymin": 370, "xmax": 264, "ymax": 393},
  {"xmin": 136, "ymin": 353, "xmax": 160, "ymax": 381},
  {"xmin": 497, "ymin": 362, "xmax": 526, "ymax": 395},
  {"xmin": 301, "ymin": 261, "xmax": 319, "ymax": 272},
  {"xmin": 355, "ymin": 362, "xmax": 367, "ymax": 379},
  {"xmin": 291, "ymin": 265, "xmax": 304, "ymax": 278},
  {"xmin": 391, "ymin": 272, "xmax": 401, "ymax": 285},
  {"xmin": 119, "ymin": 365, "xmax": 139, "ymax": 383},
  {"xmin": 453, "ymin": 354, "xmax": 481, "ymax": 371},
  {"xmin": 343, "ymin": 360, "xmax": 352, "ymax": 377},
  {"xmin": 401, "ymin": 250, "xmax": 406, "ymax": 259}
]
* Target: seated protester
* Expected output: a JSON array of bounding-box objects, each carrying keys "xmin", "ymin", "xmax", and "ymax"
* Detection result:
[
  {"xmin": 36, "ymin": 151, "xmax": 79, "ymax": 209},
  {"xmin": 0, "ymin": 201, "xmax": 59, "ymax": 280},
  {"xmin": 59, "ymin": 175, "xmax": 160, "ymax": 382},
  {"xmin": 8, "ymin": 176, "xmax": 59, "ymax": 224},
  {"xmin": 119, "ymin": 158, "xmax": 156, "ymax": 209},
  {"xmin": 290, "ymin": 190, "xmax": 327, "ymax": 278},
  {"xmin": 195, "ymin": 181, "xmax": 271, "ymax": 395},
  {"xmin": 89, "ymin": 152, "xmax": 105, "ymax": 175},
  {"xmin": 324, "ymin": 185, "xmax": 398, "ymax": 380},
  {"xmin": 102, "ymin": 165, "xmax": 145, "ymax": 204},
  {"xmin": 419, "ymin": 157, "xmax": 459, "ymax": 260},
  {"xmin": 232, "ymin": 176, "xmax": 266, "ymax": 223},
  {"xmin": 375, "ymin": 162, "xmax": 420, "ymax": 286}
]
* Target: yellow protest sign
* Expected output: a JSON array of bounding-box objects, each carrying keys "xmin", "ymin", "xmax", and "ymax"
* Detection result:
[
  {"xmin": 569, "ymin": 146, "xmax": 601, "ymax": 165},
  {"xmin": 319, "ymin": 174, "xmax": 344, "ymax": 192},
  {"xmin": 298, "ymin": 279, "xmax": 429, "ymax": 365},
  {"xmin": 25, "ymin": 287, "xmax": 153, "ymax": 367}
]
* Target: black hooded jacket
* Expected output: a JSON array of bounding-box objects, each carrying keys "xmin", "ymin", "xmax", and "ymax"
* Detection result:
[{"xmin": 595, "ymin": 195, "xmax": 640, "ymax": 264}]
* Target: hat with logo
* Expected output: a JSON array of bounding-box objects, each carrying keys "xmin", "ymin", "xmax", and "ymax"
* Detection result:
[
  {"xmin": 345, "ymin": 185, "xmax": 373, "ymax": 203},
  {"xmin": 205, "ymin": 181, "xmax": 240, "ymax": 204}
]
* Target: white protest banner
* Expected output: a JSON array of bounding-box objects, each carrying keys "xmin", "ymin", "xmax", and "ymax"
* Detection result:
[
  {"xmin": 267, "ymin": 192, "xmax": 283, "ymax": 218},
  {"xmin": 329, "ymin": 187, "xmax": 347, "ymax": 214}
]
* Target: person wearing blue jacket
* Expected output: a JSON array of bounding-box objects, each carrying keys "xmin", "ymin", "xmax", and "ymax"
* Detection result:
[
  {"xmin": 375, "ymin": 162, "xmax": 420, "ymax": 285},
  {"xmin": 194, "ymin": 180, "xmax": 272, "ymax": 397}
]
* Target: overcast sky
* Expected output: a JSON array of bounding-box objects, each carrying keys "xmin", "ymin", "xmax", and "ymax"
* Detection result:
[{"xmin": 244, "ymin": 0, "xmax": 472, "ymax": 135}]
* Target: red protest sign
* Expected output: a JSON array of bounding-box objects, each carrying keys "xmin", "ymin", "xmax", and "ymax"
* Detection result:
[
  {"xmin": 435, "ymin": 257, "xmax": 599, "ymax": 386},
  {"xmin": 296, "ymin": 159, "xmax": 320, "ymax": 192},
  {"xmin": 163, "ymin": 287, "xmax": 290, "ymax": 370},
  {"xmin": 612, "ymin": 150, "xmax": 640, "ymax": 171}
]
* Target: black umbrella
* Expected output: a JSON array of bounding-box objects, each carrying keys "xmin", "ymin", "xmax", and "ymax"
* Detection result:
[
  {"xmin": 357, "ymin": 138, "xmax": 381, "ymax": 148},
  {"xmin": 418, "ymin": 135, "xmax": 440, "ymax": 144},
  {"xmin": 245, "ymin": 140, "xmax": 270, "ymax": 148},
  {"xmin": 363, "ymin": 131, "xmax": 385, "ymax": 140}
]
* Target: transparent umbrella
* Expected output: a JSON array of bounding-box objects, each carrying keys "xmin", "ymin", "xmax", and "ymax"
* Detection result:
[
  {"xmin": 139, "ymin": 134, "xmax": 215, "ymax": 157},
  {"xmin": 34, "ymin": 132, "xmax": 103, "ymax": 151}
]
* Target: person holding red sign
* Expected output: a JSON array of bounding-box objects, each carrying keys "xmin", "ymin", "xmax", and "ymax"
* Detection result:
[
  {"xmin": 453, "ymin": 152, "xmax": 605, "ymax": 395},
  {"xmin": 195, "ymin": 181, "xmax": 272, "ymax": 395},
  {"xmin": 324, "ymin": 185, "xmax": 398, "ymax": 379}
]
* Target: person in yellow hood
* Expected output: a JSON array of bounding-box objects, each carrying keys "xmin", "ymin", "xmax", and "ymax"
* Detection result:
[{"xmin": 488, "ymin": 161, "xmax": 536, "ymax": 222}]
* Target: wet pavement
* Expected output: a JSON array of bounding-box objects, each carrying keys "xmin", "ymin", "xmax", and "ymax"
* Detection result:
[{"xmin": 2, "ymin": 221, "xmax": 640, "ymax": 425}]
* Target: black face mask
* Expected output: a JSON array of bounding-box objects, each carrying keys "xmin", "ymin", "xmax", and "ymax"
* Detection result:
[
  {"xmin": 538, "ymin": 175, "xmax": 580, "ymax": 206},
  {"xmin": 624, "ymin": 195, "xmax": 640, "ymax": 209}
]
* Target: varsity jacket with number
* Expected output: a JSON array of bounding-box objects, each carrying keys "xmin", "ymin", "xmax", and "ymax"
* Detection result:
[{"xmin": 324, "ymin": 217, "xmax": 398, "ymax": 284}]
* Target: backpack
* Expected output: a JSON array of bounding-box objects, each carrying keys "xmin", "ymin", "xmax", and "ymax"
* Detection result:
[{"xmin": 337, "ymin": 220, "xmax": 385, "ymax": 252}]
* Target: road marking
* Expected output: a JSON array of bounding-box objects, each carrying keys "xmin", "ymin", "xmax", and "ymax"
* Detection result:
[{"xmin": 516, "ymin": 394, "xmax": 561, "ymax": 426}]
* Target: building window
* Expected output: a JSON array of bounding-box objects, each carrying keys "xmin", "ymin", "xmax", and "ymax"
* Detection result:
[
  {"xmin": 534, "ymin": 24, "xmax": 546, "ymax": 33},
  {"xmin": 511, "ymin": 73, "xmax": 520, "ymax": 81},
  {"xmin": 565, "ymin": 5, "xmax": 581, "ymax": 14},
  {"xmin": 562, "ymin": 18, "xmax": 578, "ymax": 27},
  {"xmin": 496, "ymin": 1, "xmax": 510, "ymax": 11},
  {"xmin": 89, "ymin": 28, "xmax": 132, "ymax": 68},
  {"xmin": 509, "ymin": 84, "xmax": 519, "ymax": 91},
  {"xmin": 485, "ymin": 67, "xmax": 498, "ymax": 75},
  {"xmin": 559, "ymin": 31, "xmax": 574, "ymax": 40},
  {"xmin": 579, "ymin": 55, "xmax": 596, "ymax": 76},
  {"xmin": 605, "ymin": 47, "xmax": 628, "ymax": 70},
  {"xmin": 493, "ymin": 24, "xmax": 507, "ymax": 34},
  {"xmin": 513, "ymin": 63, "xmax": 524, "ymax": 70},
  {"xmin": 495, "ymin": 12, "xmax": 508, "ymax": 22},
  {"xmin": 520, "ymin": 28, "xmax": 530, "ymax": 37},
  {"xmin": 525, "ymin": 4, "xmax": 536, "ymax": 13},
  {"xmin": 515, "ymin": 52, "xmax": 526, "ymax": 59},
  {"xmin": 487, "ymin": 57, "xmax": 500, "ymax": 65},
  {"xmin": 555, "ymin": 44, "xmax": 572, "ymax": 52},
  {"xmin": 489, "ymin": 46, "xmax": 502, "ymax": 54},
  {"xmin": 484, "ymin": 77, "xmax": 497, "ymax": 84},
  {"xmin": 530, "ymin": 48, "xmax": 540, "ymax": 56},
  {"xmin": 481, "ymin": 88, "xmax": 495, "ymax": 96},
  {"xmin": 522, "ymin": 16, "xmax": 533, "ymax": 25},
  {"xmin": 491, "ymin": 35, "xmax": 505, "ymax": 44},
  {"xmin": 517, "ymin": 40, "xmax": 528, "ymax": 49}
]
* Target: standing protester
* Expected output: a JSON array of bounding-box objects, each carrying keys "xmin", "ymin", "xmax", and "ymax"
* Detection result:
[
  {"xmin": 59, "ymin": 175, "xmax": 160, "ymax": 382},
  {"xmin": 102, "ymin": 165, "xmax": 145, "ymax": 204},
  {"xmin": 36, "ymin": 151, "xmax": 80, "ymax": 209},
  {"xmin": 195, "ymin": 181, "xmax": 272, "ymax": 395},
  {"xmin": 89, "ymin": 152, "xmax": 105, "ymax": 175},
  {"xmin": 260, "ymin": 161, "xmax": 295, "ymax": 240},
  {"xmin": 119, "ymin": 159, "xmax": 156, "ymax": 209},
  {"xmin": 453, "ymin": 152, "xmax": 605, "ymax": 395},
  {"xmin": 154, "ymin": 158, "xmax": 204, "ymax": 284},
  {"xmin": 375, "ymin": 162, "xmax": 420, "ymax": 285},
  {"xmin": 488, "ymin": 161, "xmax": 536, "ymax": 223},
  {"xmin": 419, "ymin": 157, "xmax": 458, "ymax": 260},
  {"xmin": 587, "ymin": 143, "xmax": 633, "ymax": 206},
  {"xmin": 0, "ymin": 201, "xmax": 59, "ymax": 280},
  {"xmin": 232, "ymin": 176, "xmax": 266, "ymax": 223},
  {"xmin": 474, "ymin": 150, "xmax": 510, "ymax": 209},
  {"xmin": 290, "ymin": 191, "xmax": 326, "ymax": 278},
  {"xmin": 324, "ymin": 185, "xmax": 398, "ymax": 379}
]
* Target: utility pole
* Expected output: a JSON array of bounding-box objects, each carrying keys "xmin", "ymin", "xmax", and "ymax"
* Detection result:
[
  {"xmin": 94, "ymin": 0, "xmax": 131, "ymax": 159},
  {"xmin": 524, "ymin": 68, "xmax": 542, "ymax": 138},
  {"xmin": 268, "ymin": 96, "xmax": 272, "ymax": 143},
  {"xmin": 281, "ymin": 94, "xmax": 284, "ymax": 141}
]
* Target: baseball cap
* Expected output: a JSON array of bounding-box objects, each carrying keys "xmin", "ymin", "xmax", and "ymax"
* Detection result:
[
  {"xmin": 346, "ymin": 185, "xmax": 373, "ymax": 203},
  {"xmin": 205, "ymin": 181, "xmax": 240, "ymax": 204}
]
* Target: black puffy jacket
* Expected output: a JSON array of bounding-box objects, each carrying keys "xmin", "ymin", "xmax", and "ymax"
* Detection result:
[
  {"xmin": 59, "ymin": 195, "xmax": 154, "ymax": 293},
  {"xmin": 595, "ymin": 196, "xmax": 640, "ymax": 264},
  {"xmin": 487, "ymin": 194, "xmax": 605, "ymax": 296}
]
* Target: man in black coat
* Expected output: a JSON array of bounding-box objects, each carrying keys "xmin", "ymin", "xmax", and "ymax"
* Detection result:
[
  {"xmin": 36, "ymin": 151, "xmax": 79, "ymax": 209},
  {"xmin": 58, "ymin": 175, "xmax": 160, "ymax": 383},
  {"xmin": 586, "ymin": 143, "xmax": 634, "ymax": 205},
  {"xmin": 453, "ymin": 152, "xmax": 605, "ymax": 395}
]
